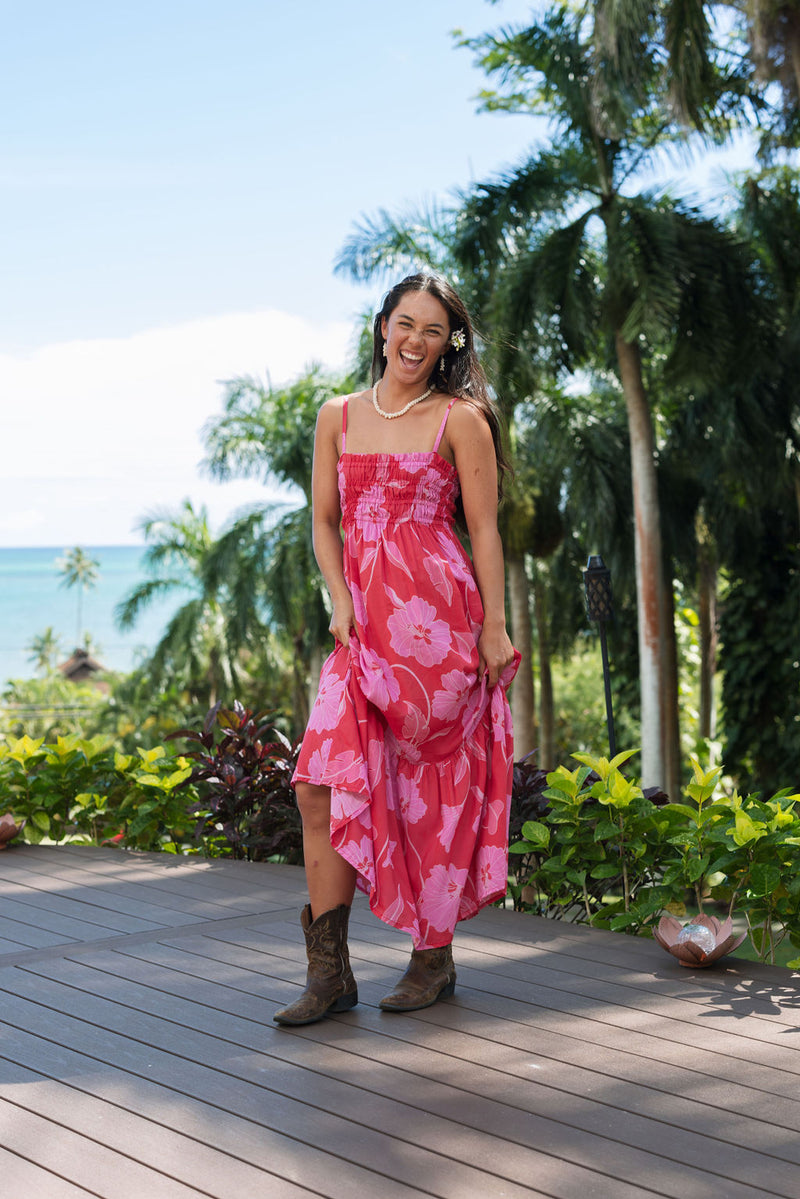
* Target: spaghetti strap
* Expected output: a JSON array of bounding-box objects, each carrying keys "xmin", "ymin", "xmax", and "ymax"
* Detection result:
[
  {"xmin": 433, "ymin": 399, "xmax": 456, "ymax": 453},
  {"xmin": 341, "ymin": 397, "xmax": 349, "ymax": 453}
]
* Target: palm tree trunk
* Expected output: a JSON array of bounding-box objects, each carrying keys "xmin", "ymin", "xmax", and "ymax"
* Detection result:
[
  {"xmin": 507, "ymin": 554, "xmax": 536, "ymax": 759},
  {"xmin": 615, "ymin": 333, "xmax": 667, "ymax": 789},
  {"xmin": 662, "ymin": 574, "xmax": 681, "ymax": 801},
  {"xmin": 696, "ymin": 516, "xmax": 717, "ymax": 742},
  {"xmin": 533, "ymin": 569, "xmax": 555, "ymax": 770}
]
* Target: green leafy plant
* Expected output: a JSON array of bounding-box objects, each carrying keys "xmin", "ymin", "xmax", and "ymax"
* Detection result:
[
  {"xmin": 653, "ymin": 754, "xmax": 800, "ymax": 963},
  {"xmin": 656, "ymin": 756, "xmax": 733, "ymax": 914},
  {"xmin": 510, "ymin": 750, "xmax": 670, "ymax": 932},
  {"xmin": 111, "ymin": 745, "xmax": 197, "ymax": 852},
  {"xmin": 0, "ymin": 733, "xmax": 118, "ymax": 844},
  {"xmin": 510, "ymin": 748, "xmax": 800, "ymax": 965},
  {"xmin": 0, "ymin": 732, "xmax": 197, "ymax": 852}
]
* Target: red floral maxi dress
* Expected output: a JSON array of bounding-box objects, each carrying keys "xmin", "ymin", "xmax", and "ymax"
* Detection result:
[{"xmin": 293, "ymin": 397, "xmax": 520, "ymax": 949}]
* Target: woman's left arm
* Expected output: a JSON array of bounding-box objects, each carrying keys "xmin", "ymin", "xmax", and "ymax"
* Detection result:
[{"xmin": 449, "ymin": 403, "xmax": 516, "ymax": 686}]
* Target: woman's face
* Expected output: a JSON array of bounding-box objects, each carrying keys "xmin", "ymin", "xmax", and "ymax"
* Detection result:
[{"xmin": 381, "ymin": 290, "xmax": 451, "ymax": 387}]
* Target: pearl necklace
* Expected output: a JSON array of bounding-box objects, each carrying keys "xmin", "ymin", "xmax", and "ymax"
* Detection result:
[{"xmin": 372, "ymin": 378, "xmax": 433, "ymax": 420}]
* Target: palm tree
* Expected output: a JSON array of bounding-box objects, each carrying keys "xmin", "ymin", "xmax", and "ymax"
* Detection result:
[
  {"xmin": 56, "ymin": 547, "xmax": 100, "ymax": 646},
  {"xmin": 733, "ymin": 0, "xmax": 800, "ymax": 146},
  {"xmin": 594, "ymin": 0, "xmax": 800, "ymax": 147},
  {"xmin": 26, "ymin": 626, "xmax": 63, "ymax": 676},
  {"xmin": 202, "ymin": 365, "xmax": 365, "ymax": 726},
  {"xmin": 115, "ymin": 501, "xmax": 240, "ymax": 707},
  {"xmin": 670, "ymin": 166, "xmax": 800, "ymax": 788},
  {"xmin": 451, "ymin": 6, "xmax": 760, "ymax": 791}
]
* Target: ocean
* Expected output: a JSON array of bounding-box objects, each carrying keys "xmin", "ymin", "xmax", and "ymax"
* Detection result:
[{"xmin": 0, "ymin": 546, "xmax": 189, "ymax": 685}]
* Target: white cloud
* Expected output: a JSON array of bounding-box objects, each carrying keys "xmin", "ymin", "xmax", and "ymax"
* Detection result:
[{"xmin": 0, "ymin": 310, "xmax": 352, "ymax": 546}]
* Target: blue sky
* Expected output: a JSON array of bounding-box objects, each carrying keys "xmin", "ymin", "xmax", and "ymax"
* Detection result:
[{"xmin": 1, "ymin": 1, "xmax": 755, "ymax": 547}]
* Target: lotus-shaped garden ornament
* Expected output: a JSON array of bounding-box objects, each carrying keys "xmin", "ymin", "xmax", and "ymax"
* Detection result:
[
  {"xmin": 654, "ymin": 913, "xmax": 746, "ymax": 967},
  {"xmin": 0, "ymin": 813, "xmax": 25, "ymax": 849}
]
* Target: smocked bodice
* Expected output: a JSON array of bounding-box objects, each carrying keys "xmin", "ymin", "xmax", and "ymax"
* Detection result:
[{"xmin": 338, "ymin": 452, "xmax": 459, "ymax": 534}]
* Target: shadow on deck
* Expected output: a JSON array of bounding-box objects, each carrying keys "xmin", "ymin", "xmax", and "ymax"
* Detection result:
[{"xmin": 0, "ymin": 845, "xmax": 798, "ymax": 1198}]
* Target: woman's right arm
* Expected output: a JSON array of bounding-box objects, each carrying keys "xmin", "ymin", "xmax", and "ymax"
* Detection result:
[{"xmin": 312, "ymin": 399, "xmax": 354, "ymax": 647}]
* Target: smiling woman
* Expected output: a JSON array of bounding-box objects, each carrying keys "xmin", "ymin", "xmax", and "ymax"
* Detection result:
[{"xmin": 273, "ymin": 273, "xmax": 520, "ymax": 1028}]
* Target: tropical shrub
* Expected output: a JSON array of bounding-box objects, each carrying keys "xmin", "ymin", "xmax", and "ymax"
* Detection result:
[
  {"xmin": 657, "ymin": 758, "xmax": 800, "ymax": 966},
  {"xmin": 0, "ymin": 696, "xmax": 303, "ymax": 861},
  {"xmin": 510, "ymin": 750, "xmax": 800, "ymax": 965},
  {"xmin": 509, "ymin": 750, "xmax": 672, "ymax": 933},
  {"xmin": 0, "ymin": 733, "xmax": 196, "ymax": 852},
  {"xmin": 169, "ymin": 700, "xmax": 302, "ymax": 863}
]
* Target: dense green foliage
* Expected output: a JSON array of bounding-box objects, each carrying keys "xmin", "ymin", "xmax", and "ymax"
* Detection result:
[
  {"xmin": 0, "ymin": 733, "xmax": 195, "ymax": 851},
  {"xmin": 509, "ymin": 750, "xmax": 800, "ymax": 965},
  {"xmin": 0, "ymin": 704, "xmax": 301, "ymax": 863}
]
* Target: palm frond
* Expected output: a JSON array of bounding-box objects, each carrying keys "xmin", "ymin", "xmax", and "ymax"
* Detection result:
[
  {"xmin": 114, "ymin": 576, "xmax": 187, "ymax": 631},
  {"xmin": 334, "ymin": 200, "xmax": 455, "ymax": 283},
  {"xmin": 202, "ymin": 365, "xmax": 347, "ymax": 501}
]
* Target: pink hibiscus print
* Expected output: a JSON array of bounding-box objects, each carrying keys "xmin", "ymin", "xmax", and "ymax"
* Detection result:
[
  {"xmin": 349, "ymin": 834, "xmax": 375, "ymax": 879},
  {"xmin": 437, "ymin": 803, "xmax": 463, "ymax": 851},
  {"xmin": 307, "ymin": 738, "xmax": 333, "ymax": 779},
  {"xmin": 412, "ymin": 476, "xmax": 444, "ymax": 524},
  {"xmin": 394, "ymin": 736, "xmax": 422, "ymax": 763},
  {"xmin": 355, "ymin": 483, "xmax": 390, "ymax": 541},
  {"xmin": 419, "ymin": 863, "xmax": 470, "ymax": 932},
  {"xmin": 357, "ymin": 644, "xmax": 401, "ymax": 708},
  {"xmin": 439, "ymin": 536, "xmax": 475, "ymax": 585},
  {"xmin": 483, "ymin": 795, "xmax": 508, "ymax": 837},
  {"xmin": 432, "ymin": 668, "xmax": 473, "ymax": 721},
  {"xmin": 383, "ymin": 538, "xmax": 415, "ymax": 582},
  {"xmin": 330, "ymin": 786, "xmax": 366, "ymax": 823},
  {"xmin": 349, "ymin": 580, "xmax": 368, "ymax": 626},
  {"xmin": 460, "ymin": 686, "xmax": 488, "ymax": 740},
  {"xmin": 401, "ymin": 703, "xmax": 427, "ymax": 745},
  {"xmin": 452, "ymin": 629, "xmax": 480, "ymax": 663},
  {"xmin": 397, "ymin": 773, "xmax": 428, "ymax": 824},
  {"xmin": 367, "ymin": 737, "xmax": 385, "ymax": 787},
  {"xmin": 476, "ymin": 846, "xmax": 508, "ymax": 896},
  {"xmin": 387, "ymin": 596, "xmax": 452, "ymax": 666},
  {"xmin": 423, "ymin": 552, "xmax": 454, "ymax": 605},
  {"xmin": 376, "ymin": 836, "xmax": 399, "ymax": 868},
  {"xmin": 330, "ymin": 748, "xmax": 367, "ymax": 788},
  {"xmin": 381, "ymin": 892, "xmax": 419, "ymax": 939},
  {"xmin": 310, "ymin": 669, "xmax": 346, "ymax": 731}
]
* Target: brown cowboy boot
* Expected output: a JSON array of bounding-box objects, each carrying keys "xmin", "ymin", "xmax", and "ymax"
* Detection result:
[
  {"xmin": 378, "ymin": 944, "xmax": 456, "ymax": 1012},
  {"xmin": 273, "ymin": 903, "xmax": 358, "ymax": 1026}
]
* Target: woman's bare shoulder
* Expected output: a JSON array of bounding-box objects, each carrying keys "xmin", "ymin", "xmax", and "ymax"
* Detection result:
[
  {"xmin": 319, "ymin": 389, "xmax": 370, "ymax": 413},
  {"xmin": 447, "ymin": 396, "xmax": 492, "ymax": 438},
  {"xmin": 317, "ymin": 390, "xmax": 362, "ymax": 430}
]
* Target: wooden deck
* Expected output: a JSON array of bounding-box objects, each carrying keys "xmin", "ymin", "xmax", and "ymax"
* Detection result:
[{"xmin": 0, "ymin": 847, "xmax": 798, "ymax": 1199}]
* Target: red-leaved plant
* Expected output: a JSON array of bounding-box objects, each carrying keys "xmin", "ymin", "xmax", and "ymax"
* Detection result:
[{"xmin": 169, "ymin": 701, "xmax": 302, "ymax": 862}]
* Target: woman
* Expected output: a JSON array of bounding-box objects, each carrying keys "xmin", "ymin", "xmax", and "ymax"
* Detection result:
[{"xmin": 274, "ymin": 273, "xmax": 519, "ymax": 1026}]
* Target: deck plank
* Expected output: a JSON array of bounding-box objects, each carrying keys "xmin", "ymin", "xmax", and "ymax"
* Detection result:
[
  {"xmin": 0, "ymin": 1145, "xmax": 94, "ymax": 1197},
  {"xmin": 0, "ymin": 845, "xmax": 798, "ymax": 1198}
]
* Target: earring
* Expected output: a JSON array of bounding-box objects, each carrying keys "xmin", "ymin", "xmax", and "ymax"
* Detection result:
[
  {"xmin": 382, "ymin": 344, "xmax": 388, "ymax": 358},
  {"xmin": 439, "ymin": 356, "xmax": 446, "ymax": 374}
]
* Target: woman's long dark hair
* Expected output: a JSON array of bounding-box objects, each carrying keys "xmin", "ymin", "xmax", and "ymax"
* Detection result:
[{"xmin": 372, "ymin": 273, "xmax": 511, "ymax": 498}]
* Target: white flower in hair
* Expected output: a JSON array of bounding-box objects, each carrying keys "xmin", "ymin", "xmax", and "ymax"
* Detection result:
[{"xmin": 450, "ymin": 329, "xmax": 466, "ymax": 351}]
